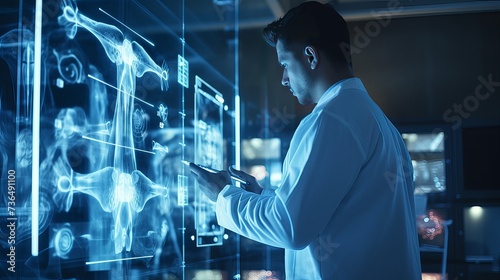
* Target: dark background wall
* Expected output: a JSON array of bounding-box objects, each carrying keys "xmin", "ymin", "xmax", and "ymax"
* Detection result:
[{"xmin": 238, "ymin": 11, "xmax": 500, "ymax": 136}]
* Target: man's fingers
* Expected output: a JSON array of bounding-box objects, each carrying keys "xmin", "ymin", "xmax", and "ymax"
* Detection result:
[
  {"xmin": 228, "ymin": 166, "xmax": 248, "ymax": 179},
  {"xmin": 189, "ymin": 163, "xmax": 230, "ymax": 186},
  {"xmin": 229, "ymin": 166, "xmax": 257, "ymax": 183},
  {"xmin": 228, "ymin": 166, "xmax": 263, "ymax": 194}
]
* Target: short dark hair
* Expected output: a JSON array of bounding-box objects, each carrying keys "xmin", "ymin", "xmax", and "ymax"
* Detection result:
[{"xmin": 262, "ymin": 1, "xmax": 351, "ymax": 66}]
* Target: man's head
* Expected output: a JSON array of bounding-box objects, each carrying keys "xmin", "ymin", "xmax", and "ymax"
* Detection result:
[
  {"xmin": 263, "ymin": 1, "xmax": 351, "ymax": 67},
  {"xmin": 263, "ymin": 1, "xmax": 352, "ymax": 104}
]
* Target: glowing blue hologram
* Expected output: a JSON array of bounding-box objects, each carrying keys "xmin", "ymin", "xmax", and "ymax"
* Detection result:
[
  {"xmin": 58, "ymin": 0, "xmax": 169, "ymax": 90},
  {"xmin": 131, "ymin": 170, "xmax": 170, "ymax": 212},
  {"xmin": 53, "ymin": 49, "xmax": 85, "ymax": 84},
  {"xmin": 56, "ymin": 78, "xmax": 65, "ymax": 88},
  {"xmin": 157, "ymin": 103, "xmax": 169, "ymax": 128},
  {"xmin": 52, "ymin": 0, "xmax": 171, "ymax": 255},
  {"xmin": 54, "ymin": 167, "xmax": 168, "ymax": 253},
  {"xmin": 157, "ymin": 104, "xmax": 169, "ymax": 121},
  {"xmin": 177, "ymin": 174, "xmax": 188, "ymax": 206},
  {"xmin": 48, "ymin": 223, "xmax": 110, "ymax": 274},
  {"xmin": 87, "ymin": 65, "xmax": 109, "ymax": 114},
  {"xmin": 3, "ymin": 0, "xmax": 238, "ymax": 277},
  {"xmin": 178, "ymin": 54, "xmax": 189, "ymax": 88},
  {"xmin": 152, "ymin": 219, "xmax": 169, "ymax": 268},
  {"xmin": 85, "ymin": 255, "xmax": 153, "ymax": 266},
  {"xmin": 87, "ymin": 74, "xmax": 155, "ymax": 108},
  {"xmin": 55, "ymin": 167, "xmax": 168, "ymax": 213},
  {"xmin": 0, "ymin": 29, "xmax": 27, "ymax": 52},
  {"xmin": 194, "ymin": 75, "xmax": 225, "ymax": 247},
  {"xmin": 54, "ymin": 107, "xmax": 87, "ymax": 139},
  {"xmin": 152, "ymin": 140, "xmax": 169, "ymax": 153},
  {"xmin": 98, "ymin": 7, "xmax": 155, "ymax": 47},
  {"xmin": 0, "ymin": 28, "xmax": 51, "ymax": 252},
  {"xmin": 52, "ymin": 223, "xmax": 74, "ymax": 259},
  {"xmin": 0, "ymin": 192, "xmax": 53, "ymax": 250},
  {"xmin": 0, "ymin": 29, "xmax": 35, "ymax": 125},
  {"xmin": 81, "ymin": 135, "xmax": 156, "ymax": 155},
  {"xmin": 132, "ymin": 105, "xmax": 148, "ymax": 143},
  {"xmin": 214, "ymin": 94, "xmax": 225, "ymax": 104},
  {"xmin": 33, "ymin": 0, "xmax": 45, "ymax": 255},
  {"xmin": 16, "ymin": 129, "xmax": 33, "ymax": 168},
  {"xmin": 0, "ymin": 2, "xmax": 192, "ymax": 277},
  {"xmin": 86, "ymin": 121, "xmax": 112, "ymax": 136}
]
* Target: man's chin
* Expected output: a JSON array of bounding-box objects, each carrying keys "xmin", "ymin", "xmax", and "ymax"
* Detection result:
[{"xmin": 297, "ymin": 97, "xmax": 313, "ymax": 106}]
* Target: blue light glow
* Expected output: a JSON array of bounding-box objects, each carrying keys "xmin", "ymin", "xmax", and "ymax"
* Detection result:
[
  {"xmin": 86, "ymin": 255, "xmax": 153, "ymax": 265},
  {"xmin": 99, "ymin": 8, "xmax": 155, "ymax": 47},
  {"xmin": 87, "ymin": 74, "xmax": 154, "ymax": 108},
  {"xmin": 31, "ymin": 0, "xmax": 43, "ymax": 257}
]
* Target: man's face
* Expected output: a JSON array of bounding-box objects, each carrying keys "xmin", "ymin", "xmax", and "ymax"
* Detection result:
[{"xmin": 276, "ymin": 40, "xmax": 314, "ymax": 105}]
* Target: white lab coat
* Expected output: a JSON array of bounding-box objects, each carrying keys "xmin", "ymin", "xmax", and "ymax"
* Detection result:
[{"xmin": 216, "ymin": 78, "xmax": 422, "ymax": 279}]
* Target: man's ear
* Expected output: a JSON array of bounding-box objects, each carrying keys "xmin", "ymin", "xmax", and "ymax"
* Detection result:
[{"xmin": 304, "ymin": 45, "xmax": 318, "ymax": 70}]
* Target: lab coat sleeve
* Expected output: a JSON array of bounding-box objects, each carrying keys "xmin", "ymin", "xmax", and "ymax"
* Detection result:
[
  {"xmin": 216, "ymin": 112, "xmax": 367, "ymax": 249},
  {"xmin": 216, "ymin": 185, "xmax": 295, "ymax": 248}
]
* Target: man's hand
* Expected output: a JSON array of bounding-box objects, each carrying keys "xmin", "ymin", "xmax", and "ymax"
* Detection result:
[
  {"xmin": 188, "ymin": 163, "xmax": 231, "ymax": 202},
  {"xmin": 229, "ymin": 166, "xmax": 263, "ymax": 195}
]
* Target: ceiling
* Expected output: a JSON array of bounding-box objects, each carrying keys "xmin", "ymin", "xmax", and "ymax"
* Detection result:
[
  {"xmin": 231, "ymin": 0, "xmax": 500, "ymax": 28},
  {"xmin": 3, "ymin": 1, "xmax": 499, "ymax": 33},
  {"xmin": 164, "ymin": 0, "xmax": 500, "ymax": 32}
]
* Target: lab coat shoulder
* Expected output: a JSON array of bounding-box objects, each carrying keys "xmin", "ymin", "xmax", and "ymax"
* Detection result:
[{"xmin": 322, "ymin": 88, "xmax": 387, "ymax": 159}]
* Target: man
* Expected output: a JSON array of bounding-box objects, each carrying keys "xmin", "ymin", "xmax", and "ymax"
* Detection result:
[{"xmin": 189, "ymin": 1, "xmax": 422, "ymax": 279}]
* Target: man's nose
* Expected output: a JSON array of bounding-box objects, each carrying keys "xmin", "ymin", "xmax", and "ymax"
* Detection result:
[{"xmin": 281, "ymin": 72, "xmax": 289, "ymax": 87}]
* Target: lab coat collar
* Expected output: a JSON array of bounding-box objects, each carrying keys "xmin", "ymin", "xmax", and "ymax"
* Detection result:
[{"xmin": 314, "ymin": 77, "xmax": 366, "ymax": 112}]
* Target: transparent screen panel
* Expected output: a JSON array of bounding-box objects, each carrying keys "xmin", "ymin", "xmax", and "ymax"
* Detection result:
[
  {"xmin": 1, "ymin": 0, "xmax": 237, "ymax": 279},
  {"xmin": 194, "ymin": 75, "xmax": 224, "ymax": 247}
]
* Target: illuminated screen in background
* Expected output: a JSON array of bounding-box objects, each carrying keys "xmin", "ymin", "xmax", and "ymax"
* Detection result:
[
  {"xmin": 194, "ymin": 75, "xmax": 225, "ymax": 247},
  {"xmin": 0, "ymin": 0, "xmax": 238, "ymax": 279},
  {"xmin": 401, "ymin": 132, "xmax": 446, "ymax": 194}
]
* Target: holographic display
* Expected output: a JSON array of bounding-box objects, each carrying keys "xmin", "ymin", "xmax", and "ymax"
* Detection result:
[
  {"xmin": 45, "ymin": 0, "xmax": 170, "ymax": 259},
  {"xmin": 2, "ymin": 0, "xmax": 172, "ymax": 275},
  {"xmin": 1, "ymin": 0, "xmax": 238, "ymax": 278},
  {"xmin": 194, "ymin": 75, "xmax": 225, "ymax": 247}
]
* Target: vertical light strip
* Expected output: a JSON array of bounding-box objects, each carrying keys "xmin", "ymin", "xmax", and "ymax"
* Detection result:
[
  {"xmin": 31, "ymin": 0, "xmax": 43, "ymax": 256},
  {"xmin": 235, "ymin": 94, "xmax": 241, "ymax": 169},
  {"xmin": 180, "ymin": 1, "xmax": 186, "ymax": 279},
  {"xmin": 234, "ymin": 1, "xmax": 241, "ymax": 171},
  {"xmin": 15, "ymin": 1, "xmax": 23, "ymax": 135},
  {"xmin": 234, "ymin": 1, "xmax": 241, "ymax": 278}
]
